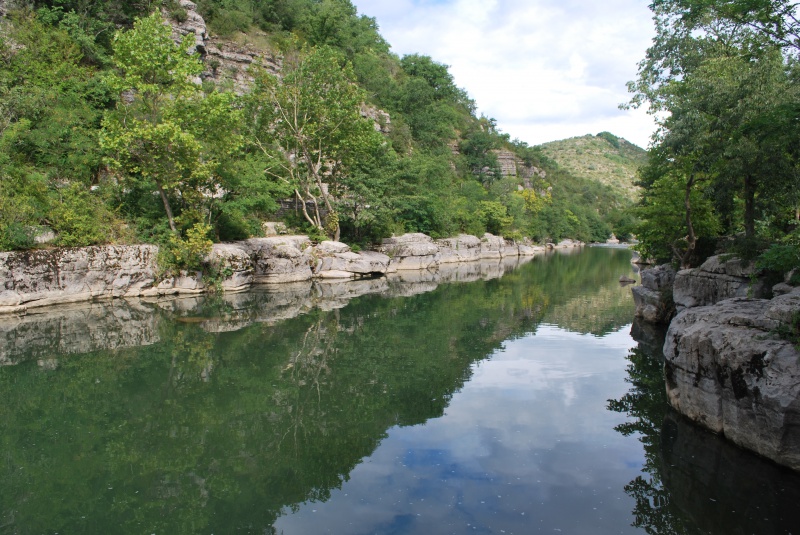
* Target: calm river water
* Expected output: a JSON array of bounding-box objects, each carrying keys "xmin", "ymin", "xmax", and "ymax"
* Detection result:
[{"xmin": 1, "ymin": 247, "xmax": 800, "ymax": 534}]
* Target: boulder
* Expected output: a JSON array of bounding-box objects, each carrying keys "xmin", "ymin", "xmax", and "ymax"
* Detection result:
[
  {"xmin": 673, "ymin": 255, "xmax": 768, "ymax": 311},
  {"xmin": 379, "ymin": 233, "xmax": 440, "ymax": 270},
  {"xmin": 436, "ymin": 234, "xmax": 482, "ymax": 263},
  {"xmin": 479, "ymin": 233, "xmax": 506, "ymax": 259},
  {"xmin": 0, "ymin": 245, "xmax": 159, "ymax": 314},
  {"xmin": 663, "ymin": 296, "xmax": 800, "ymax": 471},
  {"xmin": 632, "ymin": 264, "xmax": 676, "ymax": 324},
  {"xmin": 244, "ymin": 237, "xmax": 313, "ymax": 284},
  {"xmin": 207, "ymin": 243, "xmax": 253, "ymax": 292},
  {"xmin": 311, "ymin": 242, "xmax": 391, "ymax": 278}
]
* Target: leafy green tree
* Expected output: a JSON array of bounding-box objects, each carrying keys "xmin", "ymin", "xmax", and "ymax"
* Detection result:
[
  {"xmin": 629, "ymin": 0, "xmax": 800, "ymax": 261},
  {"xmin": 245, "ymin": 45, "xmax": 385, "ymax": 241},
  {"xmin": 101, "ymin": 12, "xmax": 242, "ymax": 235},
  {"xmin": 460, "ymin": 117, "xmax": 502, "ymax": 184}
]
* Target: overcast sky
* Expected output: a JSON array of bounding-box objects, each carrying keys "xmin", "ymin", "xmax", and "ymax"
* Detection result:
[{"xmin": 349, "ymin": 0, "xmax": 657, "ymax": 149}]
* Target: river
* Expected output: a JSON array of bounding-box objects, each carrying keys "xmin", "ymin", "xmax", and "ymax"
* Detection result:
[{"xmin": 1, "ymin": 247, "xmax": 799, "ymax": 534}]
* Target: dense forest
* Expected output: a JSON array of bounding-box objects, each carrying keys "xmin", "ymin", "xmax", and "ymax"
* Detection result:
[
  {"xmin": 0, "ymin": 0, "xmax": 639, "ymax": 269},
  {"xmin": 629, "ymin": 0, "xmax": 800, "ymax": 274}
]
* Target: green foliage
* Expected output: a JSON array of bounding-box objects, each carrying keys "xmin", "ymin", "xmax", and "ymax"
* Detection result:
[
  {"xmin": 101, "ymin": 13, "xmax": 244, "ymax": 236},
  {"xmin": 161, "ymin": 222, "xmax": 214, "ymax": 272},
  {"xmin": 478, "ymin": 201, "xmax": 512, "ymax": 236},
  {"xmin": 0, "ymin": 0, "xmax": 635, "ymax": 252},
  {"xmin": 629, "ymin": 0, "xmax": 800, "ymax": 261},
  {"xmin": 756, "ymin": 243, "xmax": 800, "ymax": 277},
  {"xmin": 49, "ymin": 183, "xmax": 125, "ymax": 246},
  {"xmin": 245, "ymin": 44, "xmax": 388, "ymax": 241},
  {"xmin": 634, "ymin": 171, "xmax": 720, "ymax": 264},
  {"xmin": 596, "ymin": 131, "xmax": 621, "ymax": 149}
]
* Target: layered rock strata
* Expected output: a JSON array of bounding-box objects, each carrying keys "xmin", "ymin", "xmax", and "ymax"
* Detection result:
[
  {"xmin": 1, "ymin": 255, "xmax": 534, "ymax": 365},
  {"xmin": 632, "ymin": 264, "xmax": 676, "ymax": 324},
  {"xmin": 664, "ymin": 292, "xmax": 800, "ymax": 471},
  {"xmin": 0, "ymin": 233, "xmax": 562, "ymax": 315},
  {"xmin": 673, "ymin": 255, "xmax": 768, "ymax": 311},
  {"xmin": 634, "ymin": 254, "xmax": 800, "ymax": 470}
]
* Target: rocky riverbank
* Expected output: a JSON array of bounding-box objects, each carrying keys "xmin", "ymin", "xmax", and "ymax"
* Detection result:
[
  {"xmin": 634, "ymin": 255, "xmax": 800, "ymax": 471},
  {"xmin": 0, "ymin": 233, "xmax": 582, "ymax": 315},
  {"xmin": 0, "ymin": 254, "xmax": 541, "ymax": 366}
]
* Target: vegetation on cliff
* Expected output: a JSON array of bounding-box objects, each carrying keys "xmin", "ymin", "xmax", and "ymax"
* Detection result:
[
  {"xmin": 0, "ymin": 0, "xmax": 639, "ymax": 258},
  {"xmin": 629, "ymin": 0, "xmax": 800, "ymax": 272}
]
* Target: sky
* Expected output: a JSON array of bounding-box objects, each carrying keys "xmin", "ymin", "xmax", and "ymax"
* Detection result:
[{"xmin": 349, "ymin": 0, "xmax": 658, "ymax": 149}]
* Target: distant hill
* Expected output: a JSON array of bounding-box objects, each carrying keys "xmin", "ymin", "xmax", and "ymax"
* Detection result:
[{"xmin": 538, "ymin": 133, "xmax": 647, "ymax": 202}]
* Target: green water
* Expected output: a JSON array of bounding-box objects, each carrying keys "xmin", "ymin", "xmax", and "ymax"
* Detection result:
[{"xmin": 1, "ymin": 247, "xmax": 799, "ymax": 534}]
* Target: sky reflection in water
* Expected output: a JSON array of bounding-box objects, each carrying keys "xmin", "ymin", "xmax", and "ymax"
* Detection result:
[{"xmin": 275, "ymin": 324, "xmax": 643, "ymax": 535}]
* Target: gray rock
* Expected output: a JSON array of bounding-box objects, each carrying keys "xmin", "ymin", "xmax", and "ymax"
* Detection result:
[
  {"xmin": 207, "ymin": 243, "xmax": 253, "ymax": 292},
  {"xmin": 0, "ymin": 245, "xmax": 159, "ymax": 314},
  {"xmin": 632, "ymin": 264, "xmax": 675, "ymax": 324},
  {"xmin": 311, "ymin": 242, "xmax": 391, "ymax": 278},
  {"xmin": 664, "ymin": 297, "xmax": 800, "ymax": 471},
  {"xmin": 436, "ymin": 234, "xmax": 482, "ymax": 263},
  {"xmin": 480, "ymin": 233, "xmax": 506, "ymax": 259},
  {"xmin": 164, "ymin": 0, "xmax": 208, "ymax": 54},
  {"xmin": 673, "ymin": 255, "xmax": 768, "ymax": 311},
  {"xmin": 244, "ymin": 237, "xmax": 313, "ymax": 284},
  {"xmin": 380, "ymin": 233, "xmax": 440, "ymax": 270}
]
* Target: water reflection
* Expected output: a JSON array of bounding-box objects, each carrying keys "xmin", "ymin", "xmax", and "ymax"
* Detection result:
[
  {"xmin": 0, "ymin": 247, "xmax": 694, "ymax": 534},
  {"xmin": 610, "ymin": 319, "xmax": 800, "ymax": 534}
]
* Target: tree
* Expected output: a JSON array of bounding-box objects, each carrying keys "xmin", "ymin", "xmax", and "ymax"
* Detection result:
[
  {"xmin": 100, "ymin": 12, "xmax": 242, "ymax": 235},
  {"xmin": 245, "ymin": 45, "xmax": 386, "ymax": 241},
  {"xmin": 629, "ymin": 0, "xmax": 800, "ymax": 262}
]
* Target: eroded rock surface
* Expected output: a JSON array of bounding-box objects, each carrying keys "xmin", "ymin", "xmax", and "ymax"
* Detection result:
[
  {"xmin": 632, "ymin": 264, "xmax": 676, "ymax": 324},
  {"xmin": 0, "ymin": 245, "xmax": 159, "ymax": 313},
  {"xmin": 664, "ymin": 293, "xmax": 800, "ymax": 470},
  {"xmin": 673, "ymin": 255, "xmax": 768, "ymax": 311}
]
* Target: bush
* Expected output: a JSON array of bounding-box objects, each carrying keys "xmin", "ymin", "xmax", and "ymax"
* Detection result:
[{"xmin": 160, "ymin": 223, "xmax": 214, "ymax": 273}]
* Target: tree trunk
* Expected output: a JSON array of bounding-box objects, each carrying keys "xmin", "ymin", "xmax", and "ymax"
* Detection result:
[
  {"xmin": 744, "ymin": 173, "xmax": 756, "ymax": 239},
  {"xmin": 157, "ymin": 183, "xmax": 177, "ymax": 233},
  {"xmin": 680, "ymin": 174, "xmax": 697, "ymax": 269}
]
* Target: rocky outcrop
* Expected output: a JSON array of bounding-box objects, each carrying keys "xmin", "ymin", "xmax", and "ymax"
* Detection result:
[
  {"xmin": 435, "ymin": 234, "xmax": 482, "ymax": 264},
  {"xmin": 0, "ymin": 252, "xmax": 539, "ymax": 365},
  {"xmin": 378, "ymin": 233, "xmax": 441, "ymax": 270},
  {"xmin": 0, "ymin": 245, "xmax": 160, "ymax": 313},
  {"xmin": 673, "ymin": 255, "xmax": 768, "ymax": 311},
  {"xmin": 632, "ymin": 264, "xmax": 676, "ymax": 324},
  {"xmin": 664, "ymin": 292, "xmax": 800, "ymax": 471},
  {"xmin": 165, "ymin": 0, "xmax": 208, "ymax": 55},
  {"xmin": 0, "ymin": 233, "xmax": 551, "ymax": 315},
  {"xmin": 311, "ymin": 241, "xmax": 391, "ymax": 279},
  {"xmin": 634, "ymin": 253, "xmax": 800, "ymax": 470}
]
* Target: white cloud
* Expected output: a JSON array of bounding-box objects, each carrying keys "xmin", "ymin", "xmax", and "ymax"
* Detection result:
[{"xmin": 351, "ymin": 0, "xmax": 656, "ymax": 148}]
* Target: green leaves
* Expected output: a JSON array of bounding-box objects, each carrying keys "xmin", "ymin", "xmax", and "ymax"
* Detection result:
[
  {"xmin": 101, "ymin": 13, "xmax": 243, "ymax": 237},
  {"xmin": 246, "ymin": 44, "xmax": 389, "ymax": 240}
]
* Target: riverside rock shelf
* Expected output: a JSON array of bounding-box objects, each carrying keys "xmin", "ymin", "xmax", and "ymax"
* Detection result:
[{"xmin": 0, "ymin": 233, "xmax": 582, "ymax": 315}]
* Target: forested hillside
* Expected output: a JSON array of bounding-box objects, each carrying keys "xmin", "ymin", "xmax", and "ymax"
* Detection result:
[{"xmin": 0, "ymin": 0, "xmax": 638, "ymax": 266}]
